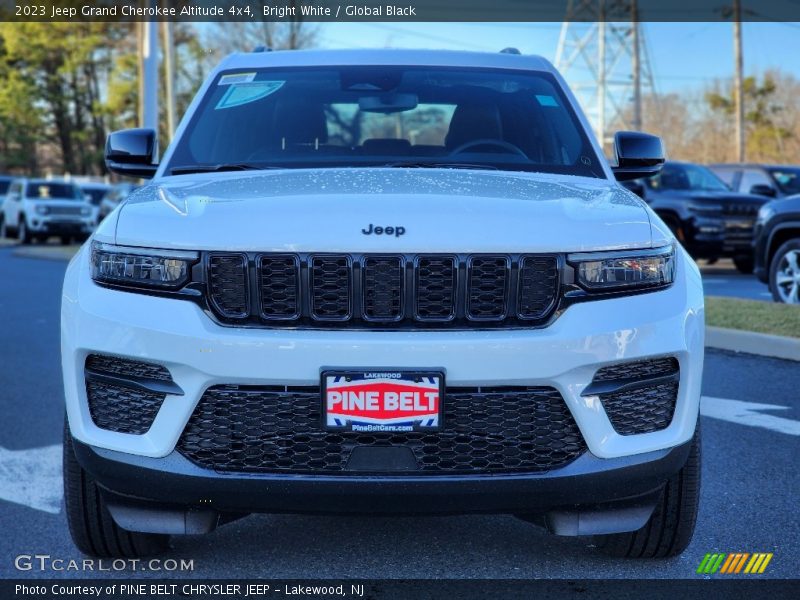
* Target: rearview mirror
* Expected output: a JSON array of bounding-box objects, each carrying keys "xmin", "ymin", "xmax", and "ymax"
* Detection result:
[
  {"xmin": 105, "ymin": 128, "xmax": 158, "ymax": 179},
  {"xmin": 611, "ymin": 131, "xmax": 665, "ymax": 181},
  {"xmin": 359, "ymin": 93, "xmax": 419, "ymax": 113},
  {"xmin": 749, "ymin": 184, "xmax": 777, "ymax": 197}
]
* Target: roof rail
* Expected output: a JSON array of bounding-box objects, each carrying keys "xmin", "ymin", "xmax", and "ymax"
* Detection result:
[
  {"xmin": 252, "ymin": 46, "xmax": 272, "ymax": 53},
  {"xmin": 500, "ymin": 47, "xmax": 521, "ymax": 55}
]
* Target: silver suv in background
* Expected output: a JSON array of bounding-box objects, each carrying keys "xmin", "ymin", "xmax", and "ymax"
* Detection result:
[{"xmin": 0, "ymin": 178, "xmax": 94, "ymax": 244}]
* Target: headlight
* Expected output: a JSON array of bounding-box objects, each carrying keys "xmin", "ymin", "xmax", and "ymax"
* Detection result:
[
  {"xmin": 35, "ymin": 205, "xmax": 50, "ymax": 215},
  {"xmin": 569, "ymin": 245, "xmax": 676, "ymax": 291},
  {"xmin": 688, "ymin": 202, "xmax": 723, "ymax": 213},
  {"xmin": 80, "ymin": 206, "xmax": 91, "ymax": 216},
  {"xmin": 91, "ymin": 242, "xmax": 198, "ymax": 289},
  {"xmin": 757, "ymin": 204, "xmax": 775, "ymax": 225}
]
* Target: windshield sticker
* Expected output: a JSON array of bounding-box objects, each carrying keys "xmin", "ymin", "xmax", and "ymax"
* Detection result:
[
  {"xmin": 215, "ymin": 81, "xmax": 285, "ymax": 110},
  {"xmin": 218, "ymin": 72, "xmax": 256, "ymax": 85},
  {"xmin": 535, "ymin": 94, "xmax": 559, "ymax": 107}
]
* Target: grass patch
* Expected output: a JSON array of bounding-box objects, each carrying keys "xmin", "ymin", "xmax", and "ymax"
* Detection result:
[{"xmin": 706, "ymin": 296, "xmax": 800, "ymax": 338}]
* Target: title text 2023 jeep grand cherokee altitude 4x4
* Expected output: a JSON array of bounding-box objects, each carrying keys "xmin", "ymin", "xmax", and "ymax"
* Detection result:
[{"xmin": 62, "ymin": 49, "xmax": 703, "ymax": 560}]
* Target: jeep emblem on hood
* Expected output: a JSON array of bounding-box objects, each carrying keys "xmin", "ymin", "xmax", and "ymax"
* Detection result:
[{"xmin": 362, "ymin": 224, "xmax": 406, "ymax": 237}]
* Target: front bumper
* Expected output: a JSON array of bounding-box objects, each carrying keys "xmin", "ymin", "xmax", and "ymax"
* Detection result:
[
  {"xmin": 63, "ymin": 243, "xmax": 704, "ymax": 464},
  {"xmin": 684, "ymin": 216, "xmax": 756, "ymax": 258},
  {"xmin": 29, "ymin": 216, "xmax": 93, "ymax": 235},
  {"xmin": 75, "ymin": 436, "xmax": 693, "ymax": 534}
]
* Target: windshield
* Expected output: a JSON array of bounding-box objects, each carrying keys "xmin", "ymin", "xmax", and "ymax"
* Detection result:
[
  {"xmin": 82, "ymin": 187, "xmax": 108, "ymax": 205},
  {"xmin": 0, "ymin": 180, "xmax": 11, "ymax": 195},
  {"xmin": 26, "ymin": 181, "xmax": 82, "ymax": 200},
  {"xmin": 645, "ymin": 163, "xmax": 729, "ymax": 192},
  {"xmin": 166, "ymin": 66, "xmax": 603, "ymax": 178},
  {"xmin": 768, "ymin": 168, "xmax": 800, "ymax": 195}
]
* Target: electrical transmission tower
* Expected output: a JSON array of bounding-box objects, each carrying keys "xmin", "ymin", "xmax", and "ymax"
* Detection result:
[{"xmin": 555, "ymin": 0, "xmax": 657, "ymax": 150}]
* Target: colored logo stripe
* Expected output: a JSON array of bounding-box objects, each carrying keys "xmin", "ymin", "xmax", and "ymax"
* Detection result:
[
  {"xmin": 697, "ymin": 552, "xmax": 773, "ymax": 574},
  {"xmin": 744, "ymin": 553, "xmax": 773, "ymax": 574},
  {"xmin": 697, "ymin": 553, "xmax": 726, "ymax": 574}
]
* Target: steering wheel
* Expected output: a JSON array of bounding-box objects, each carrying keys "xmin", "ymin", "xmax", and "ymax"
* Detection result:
[{"xmin": 449, "ymin": 139, "xmax": 528, "ymax": 158}]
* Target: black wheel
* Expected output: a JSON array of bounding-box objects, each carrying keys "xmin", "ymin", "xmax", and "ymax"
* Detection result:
[
  {"xmin": 63, "ymin": 420, "xmax": 170, "ymax": 557},
  {"xmin": 18, "ymin": 218, "xmax": 32, "ymax": 244},
  {"xmin": 0, "ymin": 214, "xmax": 7, "ymax": 239},
  {"xmin": 60, "ymin": 235, "xmax": 72, "ymax": 245},
  {"xmin": 769, "ymin": 239, "xmax": 800, "ymax": 304},
  {"xmin": 733, "ymin": 255, "xmax": 754, "ymax": 274},
  {"xmin": 595, "ymin": 426, "xmax": 701, "ymax": 558}
]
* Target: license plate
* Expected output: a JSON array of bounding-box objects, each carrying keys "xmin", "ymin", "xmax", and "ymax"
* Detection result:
[{"xmin": 322, "ymin": 369, "xmax": 444, "ymax": 432}]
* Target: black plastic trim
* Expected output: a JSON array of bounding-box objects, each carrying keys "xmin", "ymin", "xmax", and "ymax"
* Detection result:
[
  {"xmin": 84, "ymin": 367, "xmax": 184, "ymax": 396},
  {"xmin": 582, "ymin": 372, "xmax": 680, "ymax": 397}
]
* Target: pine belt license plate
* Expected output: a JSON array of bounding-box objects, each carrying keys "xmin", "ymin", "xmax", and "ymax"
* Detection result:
[{"xmin": 322, "ymin": 369, "xmax": 444, "ymax": 432}]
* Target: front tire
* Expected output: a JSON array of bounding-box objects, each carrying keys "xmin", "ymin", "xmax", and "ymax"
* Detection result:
[
  {"xmin": 769, "ymin": 239, "xmax": 800, "ymax": 304},
  {"xmin": 595, "ymin": 426, "xmax": 701, "ymax": 558},
  {"xmin": 18, "ymin": 218, "xmax": 31, "ymax": 244},
  {"xmin": 63, "ymin": 421, "xmax": 170, "ymax": 557}
]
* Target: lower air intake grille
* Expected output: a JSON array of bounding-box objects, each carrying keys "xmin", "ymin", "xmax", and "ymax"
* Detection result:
[
  {"xmin": 592, "ymin": 357, "xmax": 680, "ymax": 435},
  {"xmin": 85, "ymin": 381, "xmax": 164, "ymax": 435},
  {"xmin": 177, "ymin": 385, "xmax": 586, "ymax": 475},
  {"xmin": 84, "ymin": 354, "xmax": 173, "ymax": 434},
  {"xmin": 85, "ymin": 354, "xmax": 172, "ymax": 382}
]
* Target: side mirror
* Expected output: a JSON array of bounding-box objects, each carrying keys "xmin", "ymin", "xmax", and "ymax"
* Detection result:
[
  {"xmin": 105, "ymin": 128, "xmax": 158, "ymax": 179},
  {"xmin": 749, "ymin": 184, "xmax": 777, "ymax": 197},
  {"xmin": 610, "ymin": 131, "xmax": 665, "ymax": 181}
]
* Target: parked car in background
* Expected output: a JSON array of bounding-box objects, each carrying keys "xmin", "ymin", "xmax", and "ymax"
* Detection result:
[
  {"xmin": 625, "ymin": 161, "xmax": 768, "ymax": 273},
  {"xmin": 79, "ymin": 182, "xmax": 112, "ymax": 229},
  {"xmin": 0, "ymin": 178, "xmax": 94, "ymax": 244},
  {"xmin": 0, "ymin": 175, "xmax": 13, "ymax": 212},
  {"xmin": 98, "ymin": 183, "xmax": 138, "ymax": 221},
  {"xmin": 710, "ymin": 163, "xmax": 800, "ymax": 199},
  {"xmin": 754, "ymin": 195, "xmax": 800, "ymax": 304}
]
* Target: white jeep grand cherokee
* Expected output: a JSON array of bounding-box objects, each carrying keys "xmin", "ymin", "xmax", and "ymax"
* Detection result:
[{"xmin": 62, "ymin": 49, "xmax": 704, "ymax": 559}]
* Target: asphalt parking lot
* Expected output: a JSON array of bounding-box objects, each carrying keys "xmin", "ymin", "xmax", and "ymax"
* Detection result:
[
  {"xmin": 0, "ymin": 246, "xmax": 797, "ymax": 581},
  {"xmin": 700, "ymin": 260, "xmax": 773, "ymax": 302}
]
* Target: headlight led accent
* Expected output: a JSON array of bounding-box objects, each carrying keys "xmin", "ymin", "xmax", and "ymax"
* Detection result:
[
  {"xmin": 569, "ymin": 244, "xmax": 676, "ymax": 291},
  {"xmin": 91, "ymin": 242, "xmax": 198, "ymax": 289}
]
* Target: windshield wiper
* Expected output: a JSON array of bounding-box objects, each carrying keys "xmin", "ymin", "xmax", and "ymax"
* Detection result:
[
  {"xmin": 170, "ymin": 163, "xmax": 277, "ymax": 175},
  {"xmin": 383, "ymin": 161, "xmax": 499, "ymax": 171}
]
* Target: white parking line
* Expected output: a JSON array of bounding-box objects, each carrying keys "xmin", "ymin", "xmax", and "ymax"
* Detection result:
[{"xmin": 701, "ymin": 396, "xmax": 800, "ymax": 436}]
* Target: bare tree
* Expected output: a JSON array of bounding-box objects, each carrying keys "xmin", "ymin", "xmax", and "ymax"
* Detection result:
[{"xmin": 213, "ymin": 2, "xmax": 319, "ymax": 55}]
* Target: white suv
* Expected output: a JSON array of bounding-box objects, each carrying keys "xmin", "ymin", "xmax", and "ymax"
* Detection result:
[
  {"xmin": 1, "ymin": 178, "xmax": 94, "ymax": 244},
  {"xmin": 62, "ymin": 49, "xmax": 704, "ymax": 559}
]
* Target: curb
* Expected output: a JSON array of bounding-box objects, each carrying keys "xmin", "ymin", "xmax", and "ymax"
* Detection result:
[
  {"xmin": 706, "ymin": 326, "xmax": 800, "ymax": 362},
  {"xmin": 11, "ymin": 246, "xmax": 79, "ymax": 262}
]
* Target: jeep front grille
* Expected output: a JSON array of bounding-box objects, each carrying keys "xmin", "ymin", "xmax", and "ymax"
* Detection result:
[
  {"xmin": 177, "ymin": 385, "xmax": 586, "ymax": 475},
  {"xmin": 206, "ymin": 253, "xmax": 560, "ymax": 329}
]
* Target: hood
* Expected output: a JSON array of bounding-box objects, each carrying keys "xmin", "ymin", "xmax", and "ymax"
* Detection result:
[{"xmin": 113, "ymin": 169, "xmax": 656, "ymax": 253}]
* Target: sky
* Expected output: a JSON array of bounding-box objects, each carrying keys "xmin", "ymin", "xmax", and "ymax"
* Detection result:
[{"xmin": 316, "ymin": 22, "xmax": 800, "ymax": 95}]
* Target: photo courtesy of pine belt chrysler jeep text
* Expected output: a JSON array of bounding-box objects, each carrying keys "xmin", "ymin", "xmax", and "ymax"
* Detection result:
[{"xmin": 61, "ymin": 49, "xmax": 704, "ymax": 560}]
